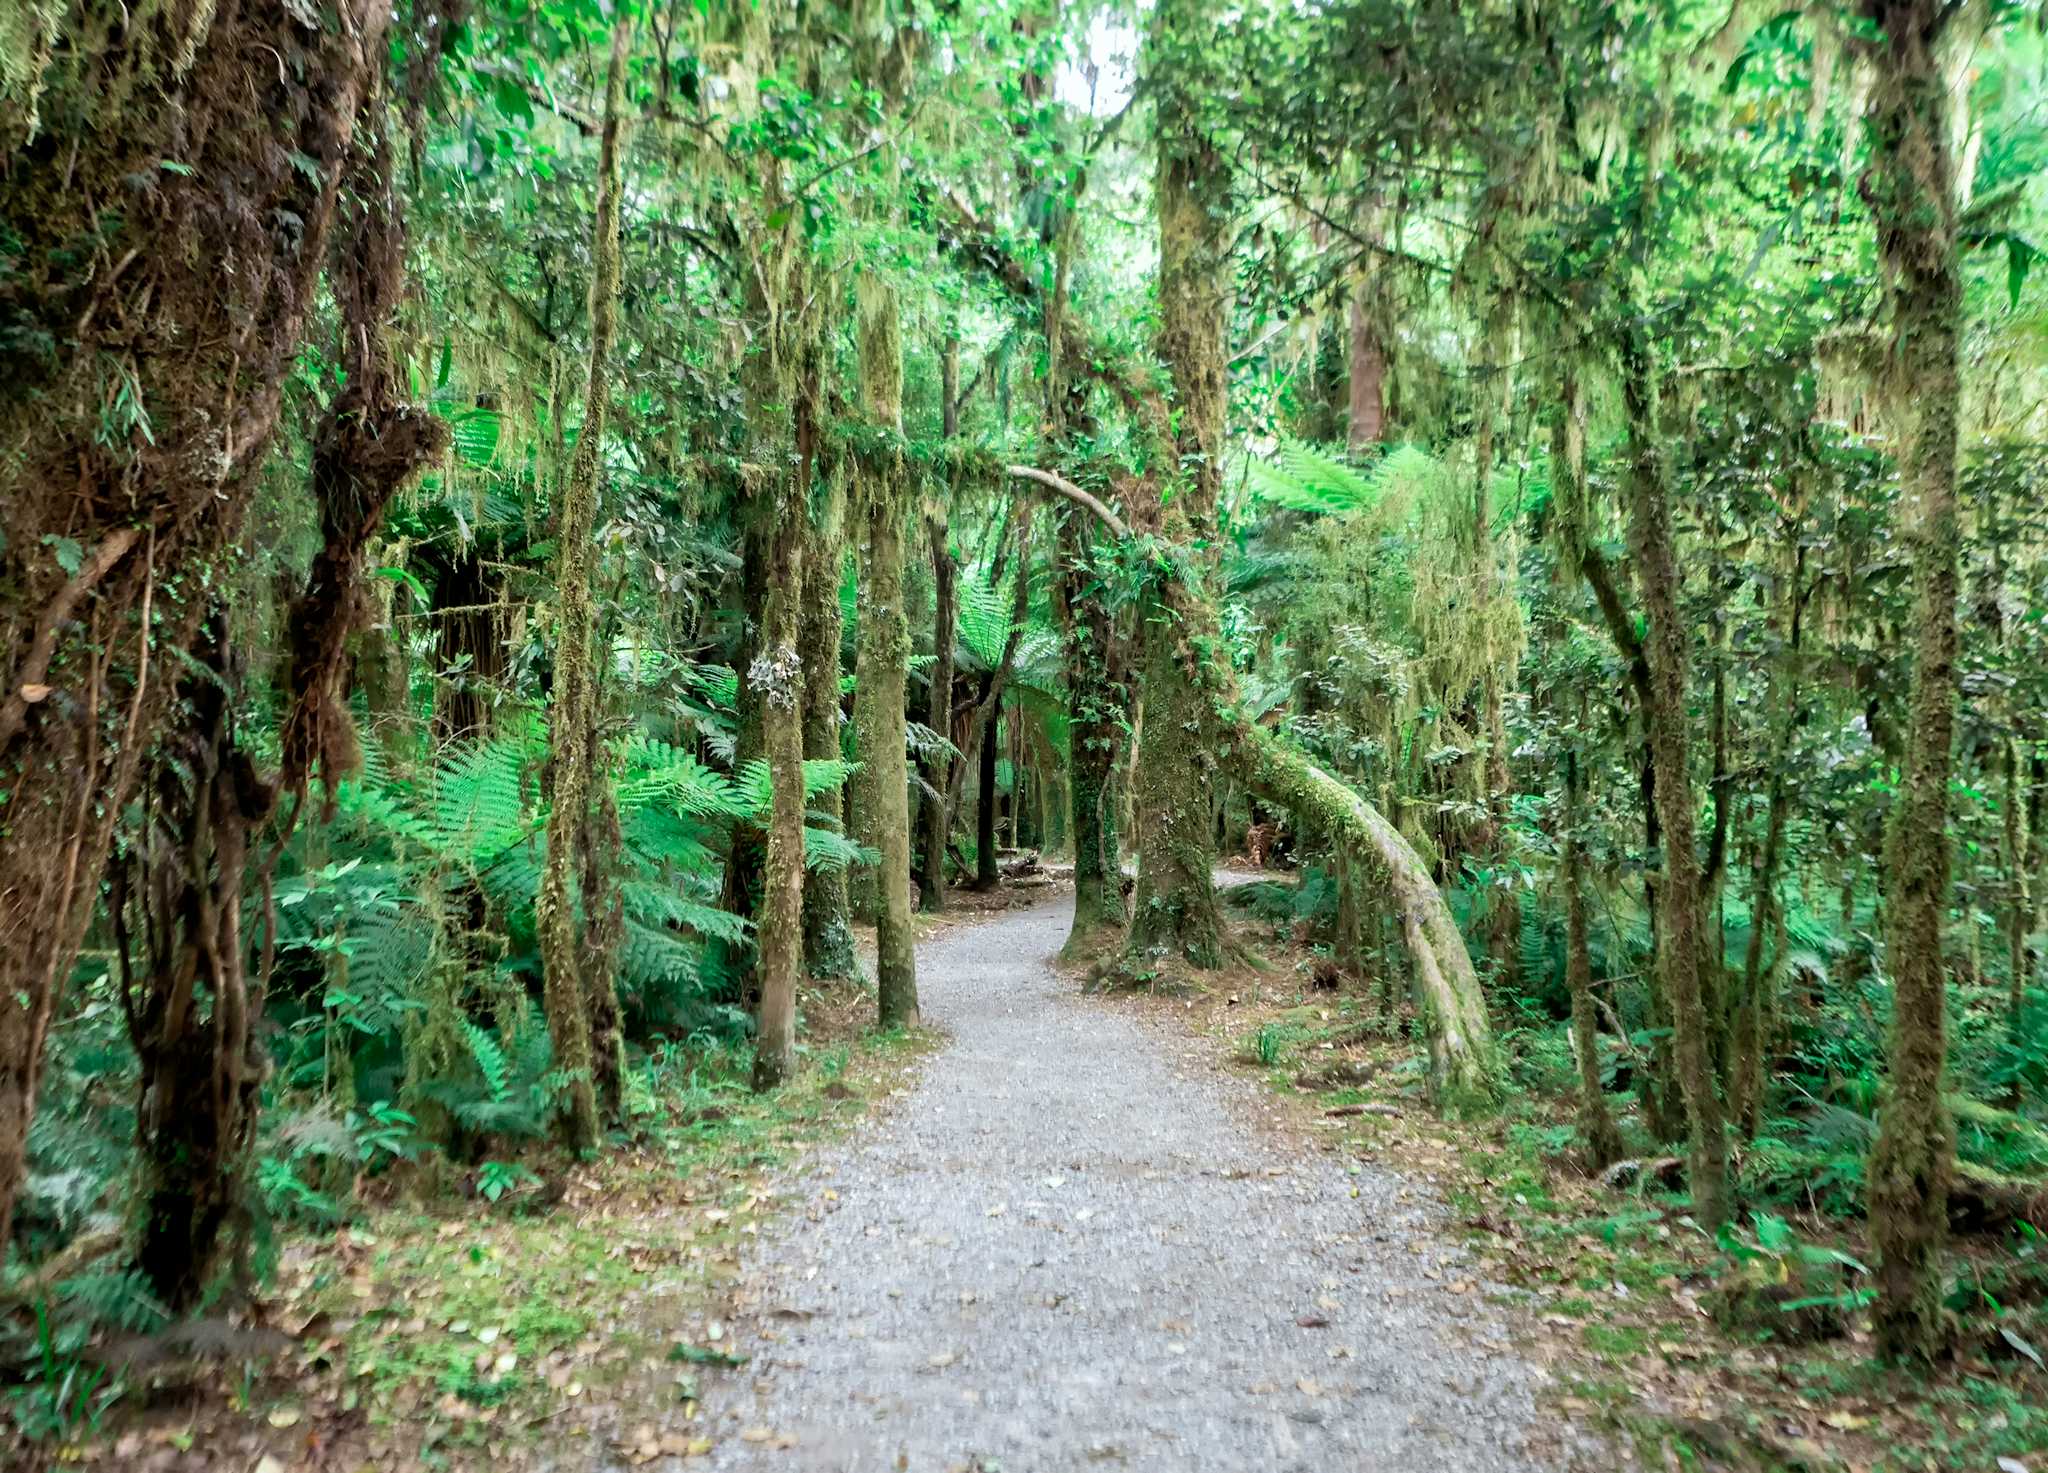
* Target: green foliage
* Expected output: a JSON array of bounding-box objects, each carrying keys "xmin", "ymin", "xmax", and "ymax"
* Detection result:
[
  {"xmin": 1708, "ymin": 1212, "xmax": 1873, "ymax": 1342},
  {"xmin": 5, "ymin": 1298, "xmax": 123, "ymax": 1443}
]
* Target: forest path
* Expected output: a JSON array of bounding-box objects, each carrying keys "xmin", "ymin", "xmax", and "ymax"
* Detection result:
[{"xmin": 692, "ymin": 889, "xmax": 1575, "ymax": 1472}]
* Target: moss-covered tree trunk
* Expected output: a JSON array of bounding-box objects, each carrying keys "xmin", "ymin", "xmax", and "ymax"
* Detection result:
[
  {"xmin": 535, "ymin": 14, "xmax": 632, "ymax": 1151},
  {"xmin": 1548, "ymin": 354, "xmax": 1686, "ymax": 1142},
  {"xmin": 115, "ymin": 613, "xmax": 274, "ymax": 1310},
  {"xmin": 920, "ymin": 506, "xmax": 958, "ymax": 911},
  {"xmin": 1214, "ymin": 693, "xmax": 1500, "ymax": 1106},
  {"xmin": 1861, "ymin": 0, "xmax": 1964, "ymax": 1362},
  {"xmin": 801, "ymin": 465, "xmax": 860, "ymax": 980},
  {"xmin": 432, "ymin": 544, "xmax": 507, "ymax": 744},
  {"xmin": 1563, "ymin": 744, "xmax": 1623, "ymax": 1168},
  {"xmin": 1347, "ymin": 265, "xmax": 1388, "ymax": 451},
  {"xmin": 1015, "ymin": 467, "xmax": 1501, "ymax": 1106},
  {"xmin": 0, "ymin": 0, "xmax": 388, "ymax": 1261},
  {"xmin": 1619, "ymin": 320, "xmax": 1731, "ymax": 1226},
  {"xmin": 1731, "ymin": 548, "xmax": 1804, "ymax": 1140},
  {"xmin": 2004, "ymin": 740, "xmax": 2028, "ymax": 1037},
  {"xmin": 975, "ymin": 692, "xmax": 1002, "ymax": 888},
  {"xmin": 853, "ymin": 276, "xmax": 919, "ymax": 1028},
  {"xmin": 750, "ymin": 484, "xmax": 809, "ymax": 1086},
  {"xmin": 1054, "ymin": 511, "xmax": 1129, "ymax": 956},
  {"xmin": 1125, "ymin": 0, "xmax": 1227, "ymax": 975}
]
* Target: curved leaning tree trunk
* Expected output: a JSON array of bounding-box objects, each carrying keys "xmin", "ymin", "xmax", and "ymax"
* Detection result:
[
  {"xmin": 1009, "ymin": 469, "xmax": 1503, "ymax": 1108},
  {"xmin": 0, "ymin": 0, "xmax": 388, "ymax": 1264}
]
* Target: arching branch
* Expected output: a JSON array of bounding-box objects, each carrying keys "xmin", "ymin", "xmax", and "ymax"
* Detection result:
[{"xmin": 1005, "ymin": 465, "xmax": 1130, "ymax": 540}]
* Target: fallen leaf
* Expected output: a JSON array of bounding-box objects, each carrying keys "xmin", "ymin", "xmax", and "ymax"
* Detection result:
[{"xmin": 266, "ymin": 1407, "xmax": 301, "ymax": 1429}]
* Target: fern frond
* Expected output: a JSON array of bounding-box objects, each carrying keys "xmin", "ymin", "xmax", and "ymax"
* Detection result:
[{"xmin": 803, "ymin": 825, "xmax": 877, "ymax": 873}]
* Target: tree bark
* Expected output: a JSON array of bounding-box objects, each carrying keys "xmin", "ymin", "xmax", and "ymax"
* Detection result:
[
  {"xmin": 920, "ymin": 509, "xmax": 957, "ymax": 911},
  {"xmin": 115, "ymin": 613, "xmax": 275, "ymax": 1309},
  {"xmin": 0, "ymin": 0, "xmax": 389, "ymax": 1260},
  {"xmin": 1731, "ymin": 547, "xmax": 1804, "ymax": 1139},
  {"xmin": 1016, "ymin": 469, "xmax": 1501, "ymax": 1106},
  {"xmin": 800, "ymin": 466, "xmax": 859, "ymax": 979},
  {"xmin": 853, "ymin": 276, "xmax": 919, "ymax": 1029},
  {"xmin": 975, "ymin": 690, "xmax": 1002, "ymax": 888},
  {"xmin": 1861, "ymin": 0, "xmax": 1964, "ymax": 1361},
  {"xmin": 1564, "ymin": 744, "xmax": 1624, "ymax": 1168},
  {"xmin": 1125, "ymin": 0, "xmax": 1228, "ymax": 976},
  {"xmin": 1619, "ymin": 320, "xmax": 1731, "ymax": 1226},
  {"xmin": 1347, "ymin": 269, "xmax": 1387, "ymax": 451},
  {"xmin": 535, "ymin": 13, "xmax": 632, "ymax": 1150},
  {"xmin": 1053, "ymin": 511, "xmax": 1129, "ymax": 955}
]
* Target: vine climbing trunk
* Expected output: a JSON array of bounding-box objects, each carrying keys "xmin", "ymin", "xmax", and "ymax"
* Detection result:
[
  {"xmin": 1054, "ymin": 511, "xmax": 1128, "ymax": 956},
  {"xmin": 535, "ymin": 13, "xmax": 631, "ymax": 1151},
  {"xmin": 114, "ymin": 612, "xmax": 275, "ymax": 1310},
  {"xmin": 0, "ymin": 0, "xmax": 388, "ymax": 1262},
  {"xmin": 852, "ymin": 275, "xmax": 919, "ymax": 1028},
  {"xmin": 1126, "ymin": 0, "xmax": 1227, "ymax": 976},
  {"xmin": 1861, "ymin": 0, "xmax": 1964, "ymax": 1362}
]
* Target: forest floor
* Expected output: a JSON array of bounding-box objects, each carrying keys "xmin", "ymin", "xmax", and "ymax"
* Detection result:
[
  {"xmin": 34, "ymin": 875, "xmax": 2043, "ymax": 1472},
  {"xmin": 1146, "ymin": 881, "xmax": 2048, "ymax": 1473}
]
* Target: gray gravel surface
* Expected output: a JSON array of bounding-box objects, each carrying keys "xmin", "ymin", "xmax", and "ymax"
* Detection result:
[{"xmin": 699, "ymin": 891, "xmax": 1576, "ymax": 1472}]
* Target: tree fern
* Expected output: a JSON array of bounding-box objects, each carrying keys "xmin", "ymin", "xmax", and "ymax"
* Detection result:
[{"xmin": 955, "ymin": 567, "xmax": 1020, "ymax": 673}]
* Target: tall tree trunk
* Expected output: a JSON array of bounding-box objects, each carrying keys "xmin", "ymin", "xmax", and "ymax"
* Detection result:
[
  {"xmin": 975, "ymin": 691, "xmax": 1002, "ymax": 887},
  {"xmin": 1564, "ymin": 743, "xmax": 1624, "ymax": 1168},
  {"xmin": 1055, "ymin": 511, "xmax": 1129, "ymax": 955},
  {"xmin": 853, "ymin": 276, "xmax": 918, "ymax": 1029},
  {"xmin": 1126, "ymin": 0, "xmax": 1227, "ymax": 975},
  {"xmin": 1015, "ymin": 467, "xmax": 1502, "ymax": 1107},
  {"xmin": 535, "ymin": 13, "xmax": 632, "ymax": 1150},
  {"xmin": 920, "ymin": 508, "xmax": 957, "ymax": 911},
  {"xmin": 1862, "ymin": 0, "xmax": 1964, "ymax": 1361},
  {"xmin": 433, "ymin": 543, "xmax": 505, "ymax": 745},
  {"xmin": 114, "ymin": 613, "xmax": 275, "ymax": 1310},
  {"xmin": 800, "ymin": 467, "xmax": 860, "ymax": 979},
  {"xmin": 0, "ymin": 0, "xmax": 388, "ymax": 1260},
  {"xmin": 1731, "ymin": 547, "xmax": 1804, "ymax": 1140},
  {"xmin": 2004, "ymin": 738, "xmax": 2029, "ymax": 1042},
  {"xmin": 1619, "ymin": 321, "xmax": 1730, "ymax": 1226},
  {"xmin": 750, "ymin": 485, "xmax": 809, "ymax": 1086}
]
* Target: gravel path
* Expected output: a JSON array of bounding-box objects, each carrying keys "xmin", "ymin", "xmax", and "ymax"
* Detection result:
[{"xmin": 700, "ymin": 891, "xmax": 1574, "ymax": 1472}]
